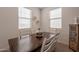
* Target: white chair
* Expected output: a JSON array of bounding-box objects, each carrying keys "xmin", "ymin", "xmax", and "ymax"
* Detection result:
[
  {"xmin": 18, "ymin": 29, "xmax": 32, "ymax": 39},
  {"xmin": 41, "ymin": 33, "xmax": 60, "ymax": 52}
]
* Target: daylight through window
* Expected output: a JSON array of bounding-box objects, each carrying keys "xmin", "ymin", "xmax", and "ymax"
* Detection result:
[
  {"xmin": 18, "ymin": 8, "xmax": 32, "ymax": 29},
  {"xmin": 50, "ymin": 8, "xmax": 62, "ymax": 28}
]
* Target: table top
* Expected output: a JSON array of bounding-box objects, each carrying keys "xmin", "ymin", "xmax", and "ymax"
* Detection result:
[
  {"xmin": 18, "ymin": 35, "xmax": 43, "ymax": 52},
  {"xmin": 18, "ymin": 33, "xmax": 58, "ymax": 52}
]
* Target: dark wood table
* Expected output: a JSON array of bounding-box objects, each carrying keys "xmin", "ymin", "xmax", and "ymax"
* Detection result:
[
  {"xmin": 18, "ymin": 33, "xmax": 58, "ymax": 52},
  {"xmin": 8, "ymin": 32, "xmax": 58, "ymax": 52},
  {"xmin": 18, "ymin": 34, "xmax": 43, "ymax": 52}
]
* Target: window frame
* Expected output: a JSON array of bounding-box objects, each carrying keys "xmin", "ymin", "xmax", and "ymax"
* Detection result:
[
  {"xmin": 49, "ymin": 8, "xmax": 62, "ymax": 29},
  {"xmin": 18, "ymin": 7, "xmax": 32, "ymax": 29}
]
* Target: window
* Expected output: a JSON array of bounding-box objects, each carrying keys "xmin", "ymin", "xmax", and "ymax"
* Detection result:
[
  {"xmin": 18, "ymin": 7, "xmax": 32, "ymax": 29},
  {"xmin": 50, "ymin": 8, "xmax": 62, "ymax": 28}
]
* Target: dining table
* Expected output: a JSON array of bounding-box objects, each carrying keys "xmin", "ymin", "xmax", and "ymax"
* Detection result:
[
  {"xmin": 18, "ymin": 32, "xmax": 59, "ymax": 52},
  {"xmin": 8, "ymin": 32, "xmax": 59, "ymax": 52},
  {"xmin": 18, "ymin": 34, "xmax": 43, "ymax": 52}
]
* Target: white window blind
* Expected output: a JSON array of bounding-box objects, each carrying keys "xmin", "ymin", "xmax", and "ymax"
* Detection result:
[
  {"xmin": 50, "ymin": 8, "xmax": 62, "ymax": 28},
  {"xmin": 18, "ymin": 8, "xmax": 32, "ymax": 29}
]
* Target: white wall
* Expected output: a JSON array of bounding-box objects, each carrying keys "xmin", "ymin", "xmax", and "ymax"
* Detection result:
[
  {"xmin": 40, "ymin": 8, "xmax": 50, "ymax": 32},
  {"xmin": 20, "ymin": 8, "xmax": 40, "ymax": 35},
  {"xmin": 0, "ymin": 7, "xmax": 18, "ymax": 49},
  {"xmin": 41, "ymin": 7, "xmax": 79, "ymax": 45}
]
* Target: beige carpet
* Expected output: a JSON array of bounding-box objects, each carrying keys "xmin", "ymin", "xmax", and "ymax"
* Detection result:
[{"xmin": 55, "ymin": 42, "xmax": 73, "ymax": 52}]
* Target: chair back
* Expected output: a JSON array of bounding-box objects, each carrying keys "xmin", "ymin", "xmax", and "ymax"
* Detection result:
[
  {"xmin": 8, "ymin": 37, "xmax": 19, "ymax": 52},
  {"xmin": 41, "ymin": 33, "xmax": 60, "ymax": 52}
]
